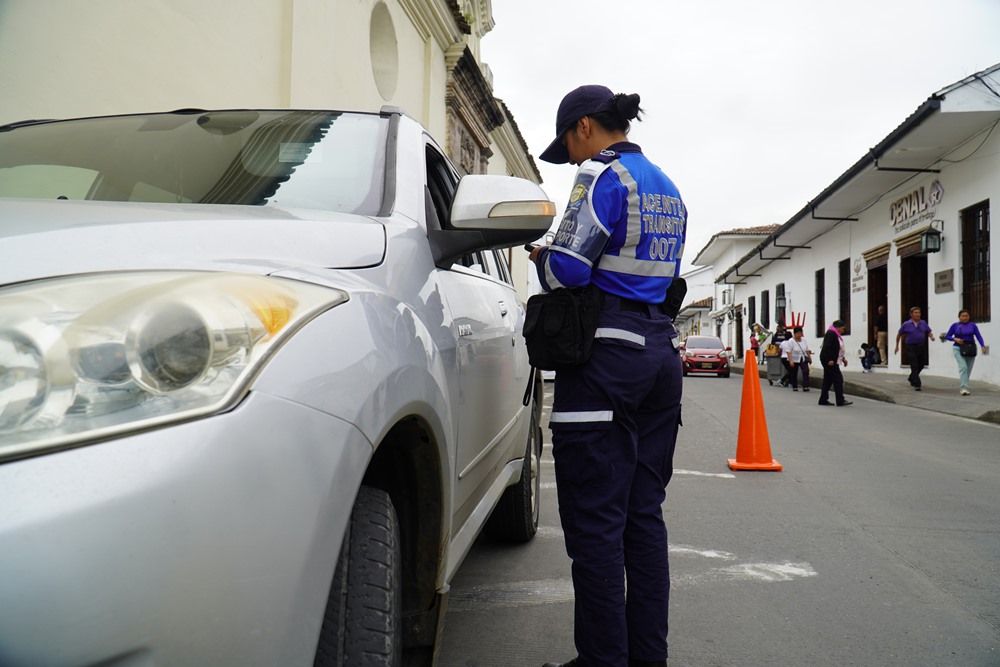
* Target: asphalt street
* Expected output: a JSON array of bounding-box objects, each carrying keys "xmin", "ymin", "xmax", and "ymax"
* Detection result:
[{"xmin": 437, "ymin": 374, "xmax": 1000, "ymax": 667}]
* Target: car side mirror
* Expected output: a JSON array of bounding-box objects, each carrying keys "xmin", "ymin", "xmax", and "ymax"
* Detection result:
[
  {"xmin": 429, "ymin": 175, "xmax": 555, "ymax": 267},
  {"xmin": 678, "ymin": 342, "xmax": 686, "ymax": 350},
  {"xmin": 725, "ymin": 346, "xmax": 732, "ymax": 351},
  {"xmin": 449, "ymin": 175, "xmax": 555, "ymax": 231}
]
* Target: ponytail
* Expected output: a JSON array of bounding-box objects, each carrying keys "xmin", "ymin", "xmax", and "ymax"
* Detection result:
[{"xmin": 589, "ymin": 92, "xmax": 644, "ymax": 134}]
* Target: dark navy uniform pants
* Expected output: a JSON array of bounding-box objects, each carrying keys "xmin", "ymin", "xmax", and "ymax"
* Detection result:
[{"xmin": 550, "ymin": 298, "xmax": 682, "ymax": 667}]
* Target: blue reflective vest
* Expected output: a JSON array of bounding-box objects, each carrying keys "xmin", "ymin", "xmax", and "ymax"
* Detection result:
[{"xmin": 536, "ymin": 142, "xmax": 686, "ymax": 304}]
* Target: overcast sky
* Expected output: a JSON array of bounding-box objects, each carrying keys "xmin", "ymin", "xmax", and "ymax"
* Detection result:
[{"xmin": 481, "ymin": 0, "xmax": 1000, "ymax": 267}]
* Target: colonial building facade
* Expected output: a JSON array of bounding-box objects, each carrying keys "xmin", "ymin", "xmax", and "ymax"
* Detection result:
[
  {"xmin": 675, "ymin": 225, "xmax": 778, "ymax": 354},
  {"xmin": 0, "ymin": 0, "xmax": 542, "ymax": 295},
  {"xmin": 714, "ymin": 64, "xmax": 999, "ymax": 384}
]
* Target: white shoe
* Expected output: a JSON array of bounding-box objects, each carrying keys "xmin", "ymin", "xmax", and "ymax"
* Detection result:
[{"xmin": 960, "ymin": 389, "xmax": 971, "ymax": 396}]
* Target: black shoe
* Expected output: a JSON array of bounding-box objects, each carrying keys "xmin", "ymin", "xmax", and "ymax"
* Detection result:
[
  {"xmin": 543, "ymin": 660, "xmax": 578, "ymax": 667},
  {"xmin": 630, "ymin": 661, "xmax": 668, "ymax": 667},
  {"xmin": 837, "ymin": 401, "xmax": 853, "ymax": 406},
  {"xmin": 803, "ymin": 388, "xmax": 811, "ymax": 392},
  {"xmin": 914, "ymin": 386, "xmax": 922, "ymax": 391},
  {"xmin": 818, "ymin": 400, "xmax": 833, "ymax": 406}
]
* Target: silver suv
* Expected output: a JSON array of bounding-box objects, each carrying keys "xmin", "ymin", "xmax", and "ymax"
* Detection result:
[{"xmin": 0, "ymin": 109, "xmax": 551, "ymax": 666}]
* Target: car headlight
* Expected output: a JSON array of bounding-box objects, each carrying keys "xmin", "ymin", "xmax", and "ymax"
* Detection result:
[{"xmin": 0, "ymin": 272, "xmax": 347, "ymax": 461}]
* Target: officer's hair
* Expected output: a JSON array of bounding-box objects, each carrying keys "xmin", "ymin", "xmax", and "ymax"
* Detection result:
[{"xmin": 590, "ymin": 93, "xmax": 643, "ymax": 134}]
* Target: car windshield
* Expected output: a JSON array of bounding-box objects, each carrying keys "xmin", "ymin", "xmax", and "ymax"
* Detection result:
[
  {"xmin": 686, "ymin": 336, "xmax": 723, "ymax": 349},
  {"xmin": 0, "ymin": 110, "xmax": 388, "ymax": 214}
]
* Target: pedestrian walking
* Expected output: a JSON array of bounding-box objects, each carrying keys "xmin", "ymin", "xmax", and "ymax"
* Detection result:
[
  {"xmin": 750, "ymin": 322, "xmax": 769, "ymax": 363},
  {"xmin": 942, "ymin": 309, "xmax": 989, "ymax": 395},
  {"xmin": 777, "ymin": 328, "xmax": 793, "ymax": 387},
  {"xmin": 530, "ymin": 85, "xmax": 685, "ymax": 667},
  {"xmin": 894, "ymin": 306, "xmax": 935, "ymax": 391},
  {"xmin": 780, "ymin": 326, "xmax": 812, "ymax": 391},
  {"xmin": 818, "ymin": 320, "xmax": 852, "ymax": 406},
  {"xmin": 873, "ymin": 304, "xmax": 889, "ymax": 365}
]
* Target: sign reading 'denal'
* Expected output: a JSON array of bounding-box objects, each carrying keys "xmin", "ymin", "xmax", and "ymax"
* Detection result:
[{"xmin": 891, "ymin": 179, "xmax": 944, "ymax": 234}]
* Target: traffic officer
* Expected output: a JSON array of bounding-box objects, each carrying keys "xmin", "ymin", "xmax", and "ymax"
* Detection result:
[{"xmin": 529, "ymin": 85, "xmax": 686, "ymax": 667}]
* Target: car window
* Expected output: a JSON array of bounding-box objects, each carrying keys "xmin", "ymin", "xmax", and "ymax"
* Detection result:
[
  {"xmin": 493, "ymin": 250, "xmax": 512, "ymax": 285},
  {"xmin": 0, "ymin": 111, "xmax": 388, "ymax": 214},
  {"xmin": 424, "ymin": 144, "xmax": 457, "ymax": 228},
  {"xmin": 480, "ymin": 249, "xmax": 501, "ymax": 278},
  {"xmin": 0, "ymin": 164, "xmax": 99, "ymax": 199}
]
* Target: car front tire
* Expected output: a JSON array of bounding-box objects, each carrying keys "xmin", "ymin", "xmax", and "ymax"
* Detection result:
[{"xmin": 315, "ymin": 485, "xmax": 402, "ymax": 667}]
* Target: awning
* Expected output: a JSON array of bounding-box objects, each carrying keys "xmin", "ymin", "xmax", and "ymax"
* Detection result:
[{"xmin": 717, "ymin": 63, "xmax": 1000, "ymax": 285}]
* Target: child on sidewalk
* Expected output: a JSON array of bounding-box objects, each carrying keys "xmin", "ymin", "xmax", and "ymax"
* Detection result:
[{"xmin": 858, "ymin": 342, "xmax": 877, "ymax": 372}]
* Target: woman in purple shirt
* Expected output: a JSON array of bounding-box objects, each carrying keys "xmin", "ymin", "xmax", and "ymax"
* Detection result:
[
  {"xmin": 894, "ymin": 306, "xmax": 935, "ymax": 390},
  {"xmin": 942, "ymin": 309, "xmax": 988, "ymax": 395}
]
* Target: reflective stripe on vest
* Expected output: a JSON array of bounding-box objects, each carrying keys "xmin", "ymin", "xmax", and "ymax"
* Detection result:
[
  {"xmin": 597, "ymin": 254, "xmax": 678, "ymax": 277},
  {"xmin": 610, "ymin": 161, "xmax": 642, "ymax": 254}
]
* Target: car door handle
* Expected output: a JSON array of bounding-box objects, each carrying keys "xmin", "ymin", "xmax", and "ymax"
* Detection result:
[{"xmin": 498, "ymin": 301, "xmax": 508, "ymax": 317}]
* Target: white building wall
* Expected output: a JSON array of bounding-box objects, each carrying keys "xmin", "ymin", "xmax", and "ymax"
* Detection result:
[
  {"xmin": 707, "ymin": 237, "xmax": 770, "ymax": 353},
  {"xmin": 729, "ymin": 127, "xmax": 999, "ymax": 384}
]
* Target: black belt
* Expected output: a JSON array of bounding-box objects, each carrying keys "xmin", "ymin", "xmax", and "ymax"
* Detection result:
[{"xmin": 605, "ymin": 293, "xmax": 664, "ymax": 315}]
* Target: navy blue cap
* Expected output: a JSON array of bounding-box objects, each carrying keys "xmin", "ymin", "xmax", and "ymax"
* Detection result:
[{"xmin": 539, "ymin": 84, "xmax": 615, "ymax": 164}]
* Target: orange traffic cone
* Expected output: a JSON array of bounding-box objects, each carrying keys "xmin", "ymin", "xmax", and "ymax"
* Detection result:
[{"xmin": 728, "ymin": 351, "xmax": 782, "ymax": 471}]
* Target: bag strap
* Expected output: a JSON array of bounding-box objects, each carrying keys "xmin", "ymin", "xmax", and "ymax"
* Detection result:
[{"xmin": 522, "ymin": 366, "xmax": 536, "ymax": 407}]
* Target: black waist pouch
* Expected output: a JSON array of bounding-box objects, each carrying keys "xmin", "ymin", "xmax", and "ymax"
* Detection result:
[{"xmin": 523, "ymin": 285, "xmax": 602, "ymax": 370}]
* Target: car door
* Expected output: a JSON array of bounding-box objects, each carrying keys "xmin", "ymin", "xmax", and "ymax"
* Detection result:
[{"xmin": 423, "ymin": 145, "xmax": 520, "ymax": 523}]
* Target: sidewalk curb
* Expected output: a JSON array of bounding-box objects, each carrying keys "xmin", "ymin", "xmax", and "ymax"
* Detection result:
[
  {"xmin": 730, "ymin": 365, "xmax": 1000, "ymax": 425},
  {"xmin": 731, "ymin": 365, "xmax": 895, "ymax": 403}
]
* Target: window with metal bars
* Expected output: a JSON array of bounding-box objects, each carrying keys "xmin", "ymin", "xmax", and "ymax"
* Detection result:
[
  {"xmin": 838, "ymin": 259, "xmax": 851, "ymax": 334},
  {"xmin": 748, "ymin": 296, "xmax": 756, "ymax": 327},
  {"xmin": 776, "ymin": 283, "xmax": 786, "ymax": 327},
  {"xmin": 961, "ymin": 200, "xmax": 990, "ymax": 322},
  {"xmin": 815, "ymin": 268, "xmax": 825, "ymax": 335},
  {"xmin": 761, "ymin": 290, "xmax": 770, "ymax": 329}
]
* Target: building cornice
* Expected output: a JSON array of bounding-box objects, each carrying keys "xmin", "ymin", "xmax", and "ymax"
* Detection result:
[
  {"xmin": 398, "ymin": 0, "xmax": 468, "ymax": 48},
  {"xmin": 492, "ymin": 99, "xmax": 542, "ymax": 182}
]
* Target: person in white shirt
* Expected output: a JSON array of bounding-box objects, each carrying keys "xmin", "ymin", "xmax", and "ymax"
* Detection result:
[{"xmin": 780, "ymin": 326, "xmax": 813, "ymax": 391}]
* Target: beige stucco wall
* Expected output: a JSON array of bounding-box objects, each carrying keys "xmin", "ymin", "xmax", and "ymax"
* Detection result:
[{"xmin": 0, "ymin": 0, "xmax": 450, "ymax": 140}]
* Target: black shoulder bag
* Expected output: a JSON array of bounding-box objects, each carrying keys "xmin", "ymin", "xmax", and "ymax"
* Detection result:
[{"xmin": 522, "ymin": 284, "xmax": 603, "ymax": 371}]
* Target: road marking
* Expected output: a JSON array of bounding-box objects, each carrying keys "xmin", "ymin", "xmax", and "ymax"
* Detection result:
[
  {"xmin": 669, "ymin": 545, "xmax": 735, "ymax": 559},
  {"xmin": 448, "ymin": 578, "xmax": 575, "ymax": 611},
  {"xmin": 674, "ymin": 468, "xmax": 736, "ymax": 479},
  {"xmin": 535, "ymin": 525, "xmax": 564, "ymax": 539},
  {"xmin": 448, "ymin": 561, "xmax": 819, "ymax": 611},
  {"xmin": 713, "ymin": 562, "xmax": 818, "ymax": 583}
]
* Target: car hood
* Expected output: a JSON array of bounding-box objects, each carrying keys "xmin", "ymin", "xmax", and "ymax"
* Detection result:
[
  {"xmin": 686, "ymin": 348, "xmax": 726, "ymax": 354},
  {"xmin": 0, "ymin": 199, "xmax": 386, "ymax": 285}
]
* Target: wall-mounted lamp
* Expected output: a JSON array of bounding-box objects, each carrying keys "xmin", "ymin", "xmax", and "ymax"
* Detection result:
[
  {"xmin": 921, "ymin": 220, "xmax": 943, "ymax": 254},
  {"xmin": 775, "ymin": 295, "xmax": 787, "ymax": 309}
]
